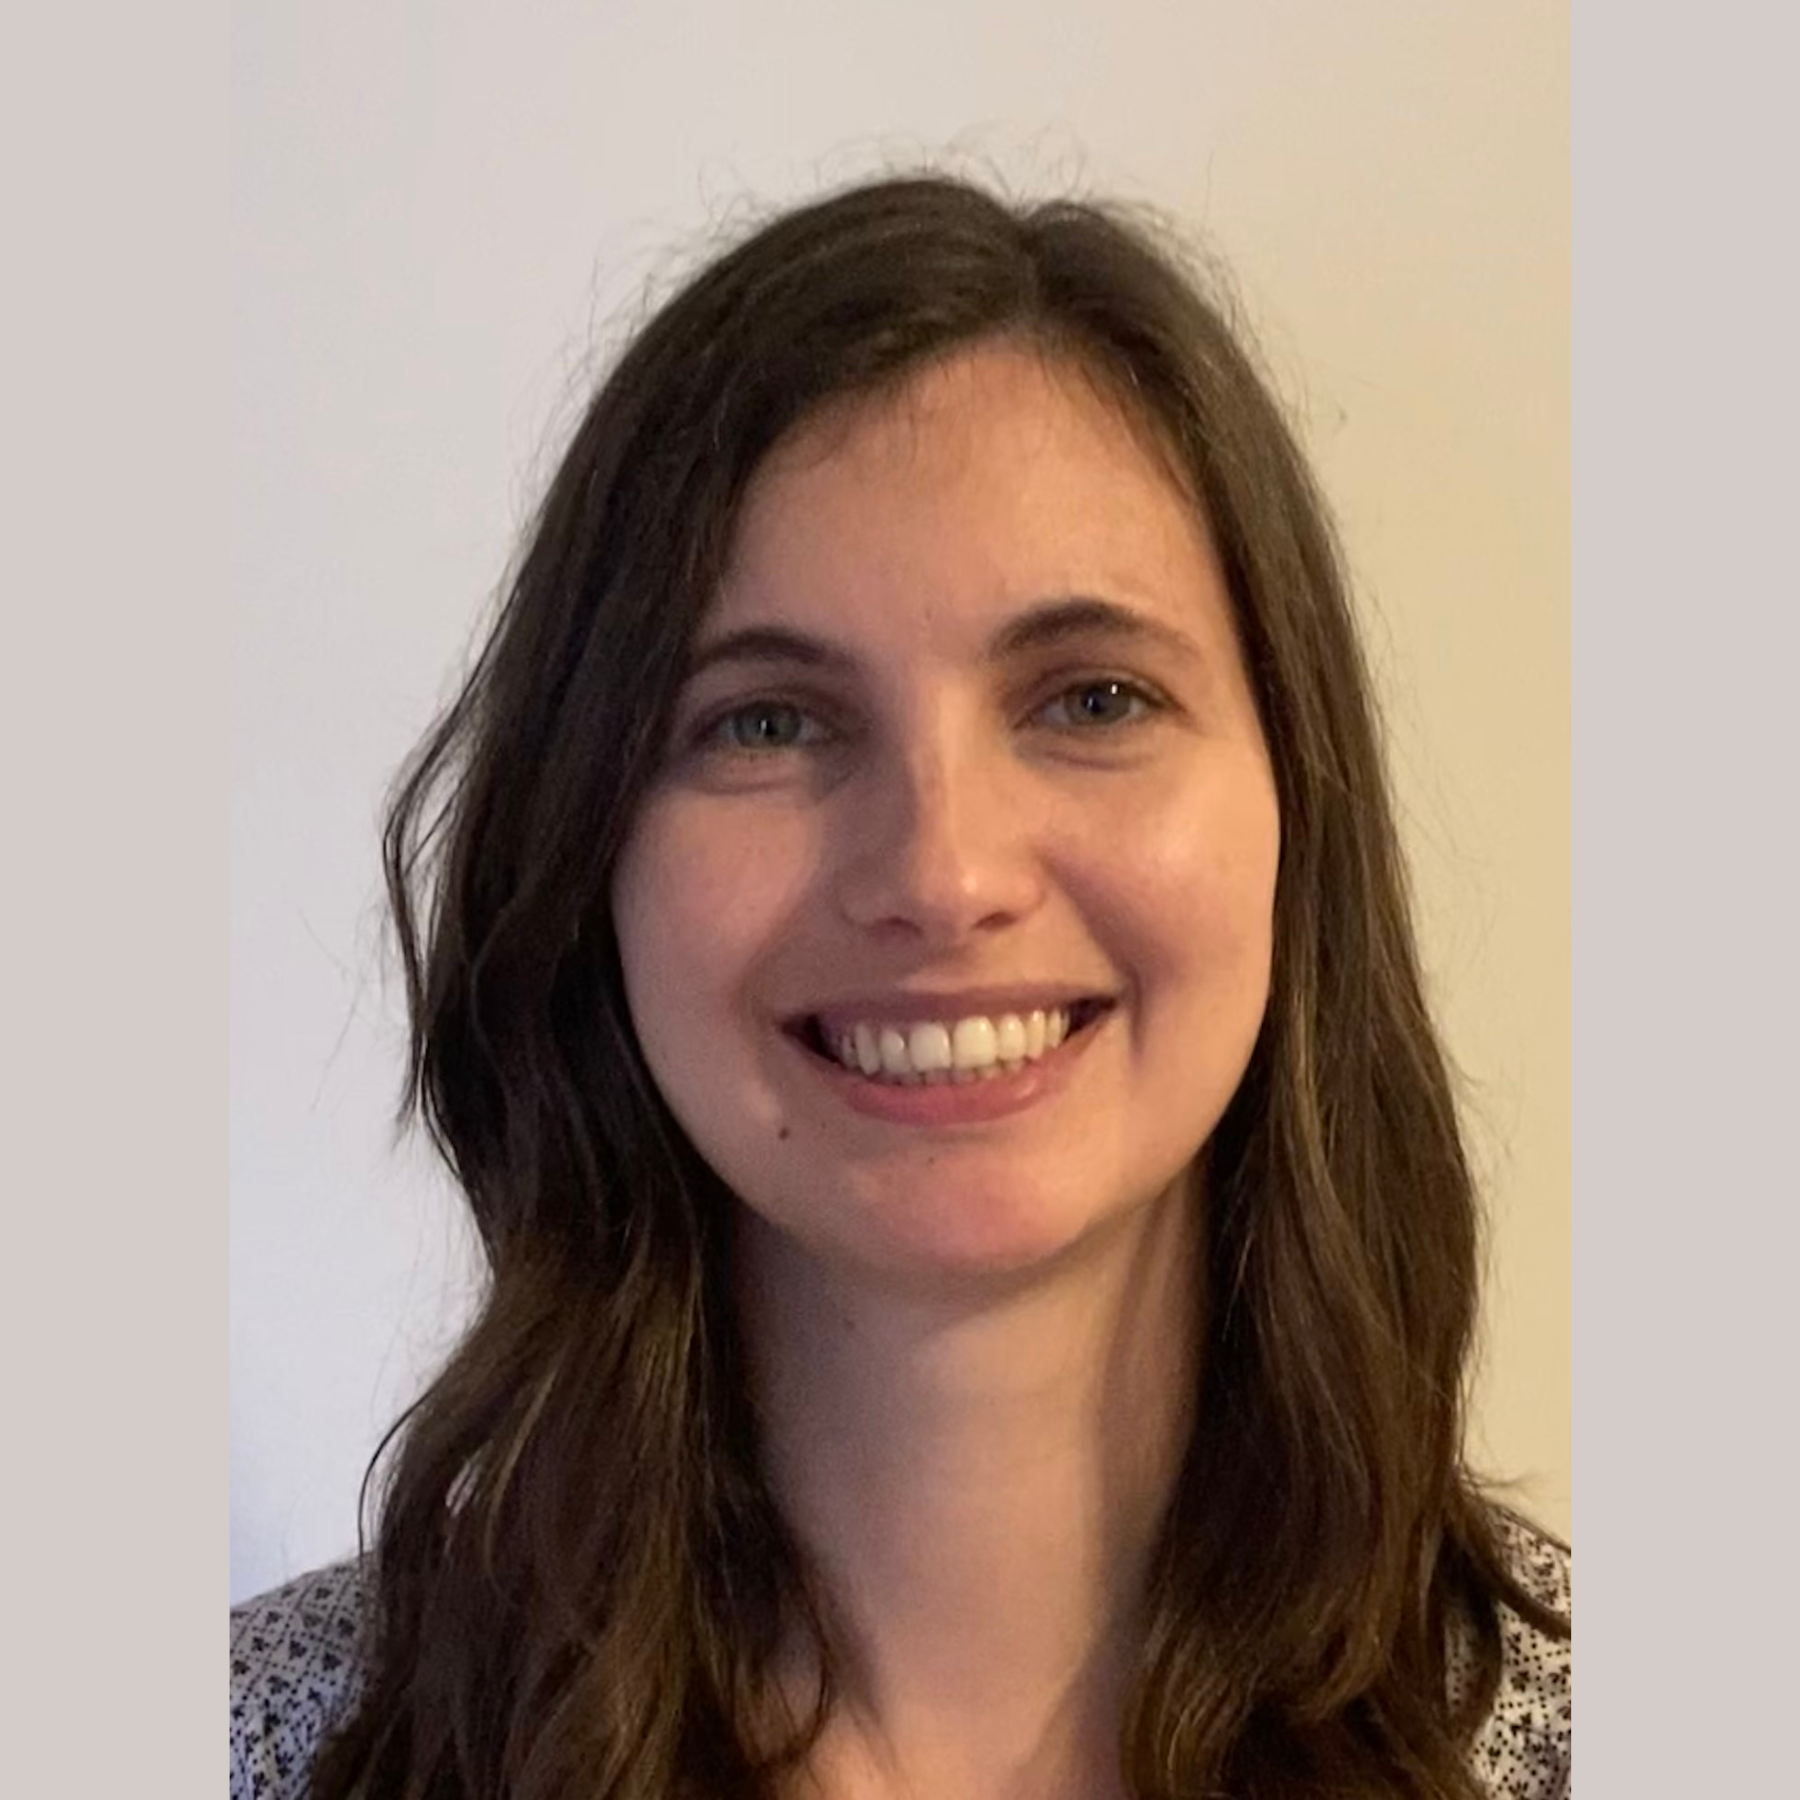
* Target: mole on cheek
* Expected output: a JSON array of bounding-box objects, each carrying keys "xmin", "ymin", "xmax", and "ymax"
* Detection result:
[{"xmin": 776, "ymin": 1125, "xmax": 791, "ymax": 1142}]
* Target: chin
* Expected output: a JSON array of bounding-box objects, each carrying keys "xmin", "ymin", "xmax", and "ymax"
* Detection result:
[{"xmin": 745, "ymin": 1166, "xmax": 1156, "ymax": 1294}]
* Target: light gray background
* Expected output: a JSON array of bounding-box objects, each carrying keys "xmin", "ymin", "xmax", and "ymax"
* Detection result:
[{"xmin": 231, "ymin": 0, "xmax": 1570, "ymax": 1602}]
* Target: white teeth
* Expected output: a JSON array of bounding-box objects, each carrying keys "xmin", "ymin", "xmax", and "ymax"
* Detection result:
[
  {"xmin": 950, "ymin": 1016, "xmax": 998, "ymax": 1071},
  {"xmin": 820, "ymin": 1006, "xmax": 1083, "ymax": 1083}
]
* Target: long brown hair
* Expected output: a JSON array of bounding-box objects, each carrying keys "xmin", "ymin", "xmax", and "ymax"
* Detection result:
[{"xmin": 314, "ymin": 174, "xmax": 1565, "ymax": 1800}]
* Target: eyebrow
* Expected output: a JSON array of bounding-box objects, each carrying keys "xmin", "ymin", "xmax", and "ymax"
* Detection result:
[
  {"xmin": 682, "ymin": 595, "xmax": 1207, "ymax": 681},
  {"xmin": 987, "ymin": 595, "xmax": 1205, "ymax": 665}
]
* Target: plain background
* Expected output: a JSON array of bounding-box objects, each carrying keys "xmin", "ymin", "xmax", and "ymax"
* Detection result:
[{"xmin": 230, "ymin": 0, "xmax": 1570, "ymax": 1603}]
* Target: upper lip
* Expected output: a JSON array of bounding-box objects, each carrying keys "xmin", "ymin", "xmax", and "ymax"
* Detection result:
[{"xmin": 787, "ymin": 986, "xmax": 1118, "ymax": 1034}]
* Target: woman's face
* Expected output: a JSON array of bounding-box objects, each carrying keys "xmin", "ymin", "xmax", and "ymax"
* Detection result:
[{"xmin": 612, "ymin": 343, "xmax": 1281, "ymax": 1287}]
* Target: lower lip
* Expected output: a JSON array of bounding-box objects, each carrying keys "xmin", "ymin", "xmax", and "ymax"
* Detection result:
[{"xmin": 784, "ymin": 1015, "xmax": 1110, "ymax": 1127}]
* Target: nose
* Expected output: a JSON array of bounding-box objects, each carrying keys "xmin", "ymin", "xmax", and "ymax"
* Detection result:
[{"xmin": 832, "ymin": 732, "xmax": 1046, "ymax": 946}]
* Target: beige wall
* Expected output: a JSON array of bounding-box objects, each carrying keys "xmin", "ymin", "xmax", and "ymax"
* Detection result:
[
  {"xmin": 232, "ymin": 0, "xmax": 1570, "ymax": 1597},
  {"xmin": 1199, "ymin": 8, "xmax": 1571, "ymax": 1536}
]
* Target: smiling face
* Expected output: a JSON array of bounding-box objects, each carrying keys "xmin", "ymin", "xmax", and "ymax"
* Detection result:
[{"xmin": 610, "ymin": 342, "xmax": 1281, "ymax": 1290}]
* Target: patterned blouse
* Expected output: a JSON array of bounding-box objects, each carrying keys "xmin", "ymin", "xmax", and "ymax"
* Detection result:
[{"xmin": 231, "ymin": 1513, "xmax": 1570, "ymax": 1798}]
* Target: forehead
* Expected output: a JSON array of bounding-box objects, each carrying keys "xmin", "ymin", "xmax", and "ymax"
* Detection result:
[{"xmin": 713, "ymin": 342, "xmax": 1226, "ymax": 651}]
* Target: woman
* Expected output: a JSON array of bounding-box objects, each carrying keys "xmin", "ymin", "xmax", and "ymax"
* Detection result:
[{"xmin": 231, "ymin": 175, "xmax": 1570, "ymax": 1800}]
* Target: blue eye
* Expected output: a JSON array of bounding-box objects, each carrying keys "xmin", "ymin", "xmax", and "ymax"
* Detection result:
[
  {"xmin": 1037, "ymin": 679, "xmax": 1158, "ymax": 729},
  {"xmin": 706, "ymin": 700, "xmax": 827, "ymax": 752}
]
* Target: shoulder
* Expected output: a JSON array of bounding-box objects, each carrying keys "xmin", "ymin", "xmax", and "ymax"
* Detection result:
[
  {"xmin": 1463, "ymin": 1510, "xmax": 1573, "ymax": 1799},
  {"xmin": 230, "ymin": 1557, "xmax": 376, "ymax": 1800}
]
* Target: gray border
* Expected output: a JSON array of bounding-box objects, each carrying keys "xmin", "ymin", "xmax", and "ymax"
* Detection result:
[
  {"xmin": 8, "ymin": 0, "xmax": 220, "ymax": 1790},
  {"xmin": 1578, "ymin": 0, "xmax": 1797, "ymax": 1787}
]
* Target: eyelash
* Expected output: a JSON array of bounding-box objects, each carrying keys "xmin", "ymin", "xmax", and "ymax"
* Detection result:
[
  {"xmin": 690, "ymin": 676, "xmax": 1168, "ymax": 757},
  {"xmin": 695, "ymin": 698, "xmax": 838, "ymax": 755},
  {"xmin": 1033, "ymin": 677, "xmax": 1163, "ymax": 732}
]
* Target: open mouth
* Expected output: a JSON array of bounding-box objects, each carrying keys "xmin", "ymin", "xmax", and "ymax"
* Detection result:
[{"xmin": 784, "ymin": 996, "xmax": 1118, "ymax": 1086}]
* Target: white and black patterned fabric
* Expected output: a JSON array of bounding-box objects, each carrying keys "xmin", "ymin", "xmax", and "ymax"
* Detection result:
[
  {"xmin": 231, "ymin": 1556, "xmax": 371, "ymax": 1800},
  {"xmin": 1450, "ymin": 1513, "xmax": 1573, "ymax": 1797},
  {"xmin": 230, "ymin": 1512, "xmax": 1570, "ymax": 1799}
]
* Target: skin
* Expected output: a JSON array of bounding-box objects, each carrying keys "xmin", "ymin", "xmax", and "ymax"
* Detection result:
[{"xmin": 611, "ymin": 342, "xmax": 1282, "ymax": 1798}]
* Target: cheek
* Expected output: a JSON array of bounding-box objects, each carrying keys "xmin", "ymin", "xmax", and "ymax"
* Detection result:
[
  {"xmin": 612, "ymin": 801, "xmax": 818, "ymax": 1062},
  {"xmin": 1077, "ymin": 760, "xmax": 1281, "ymax": 997},
  {"xmin": 612, "ymin": 804, "xmax": 837, "ymax": 1206}
]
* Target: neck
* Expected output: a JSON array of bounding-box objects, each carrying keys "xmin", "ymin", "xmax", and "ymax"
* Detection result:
[{"xmin": 736, "ymin": 1177, "xmax": 1203, "ymax": 1800}]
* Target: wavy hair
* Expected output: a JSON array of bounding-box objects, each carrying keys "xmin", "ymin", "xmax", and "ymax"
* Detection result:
[{"xmin": 313, "ymin": 175, "xmax": 1566, "ymax": 1800}]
